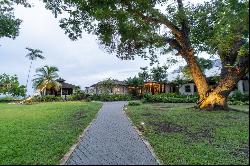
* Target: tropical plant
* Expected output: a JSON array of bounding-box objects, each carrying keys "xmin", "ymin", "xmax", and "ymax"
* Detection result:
[
  {"xmin": 32, "ymin": 65, "xmax": 61, "ymax": 96},
  {"xmin": 25, "ymin": 47, "xmax": 45, "ymax": 96}
]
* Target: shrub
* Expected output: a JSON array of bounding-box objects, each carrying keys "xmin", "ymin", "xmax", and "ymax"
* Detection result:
[
  {"xmin": 128, "ymin": 101, "xmax": 141, "ymax": 106},
  {"xmin": 85, "ymin": 98, "xmax": 92, "ymax": 102},
  {"xmin": 88, "ymin": 93, "xmax": 132, "ymax": 101},
  {"xmin": 0, "ymin": 96, "xmax": 17, "ymax": 103},
  {"xmin": 68, "ymin": 92, "xmax": 87, "ymax": 101},
  {"xmin": 32, "ymin": 95, "xmax": 63, "ymax": 102},
  {"xmin": 228, "ymin": 90, "xmax": 249, "ymax": 102},
  {"xmin": 143, "ymin": 93, "xmax": 199, "ymax": 103},
  {"xmin": 227, "ymin": 100, "xmax": 249, "ymax": 105}
]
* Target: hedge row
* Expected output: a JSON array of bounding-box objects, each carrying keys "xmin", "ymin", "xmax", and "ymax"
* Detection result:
[
  {"xmin": 88, "ymin": 93, "xmax": 132, "ymax": 101},
  {"xmin": 143, "ymin": 93, "xmax": 199, "ymax": 103}
]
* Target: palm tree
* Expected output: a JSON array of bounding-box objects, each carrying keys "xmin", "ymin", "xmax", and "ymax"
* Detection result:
[
  {"xmin": 32, "ymin": 65, "xmax": 61, "ymax": 96},
  {"xmin": 25, "ymin": 47, "xmax": 45, "ymax": 96}
]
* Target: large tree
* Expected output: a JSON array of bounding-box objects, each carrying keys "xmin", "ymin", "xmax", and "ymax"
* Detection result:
[
  {"xmin": 43, "ymin": 0, "xmax": 249, "ymax": 110},
  {"xmin": 0, "ymin": 73, "xmax": 26, "ymax": 97},
  {"xmin": 0, "ymin": 0, "xmax": 30, "ymax": 40}
]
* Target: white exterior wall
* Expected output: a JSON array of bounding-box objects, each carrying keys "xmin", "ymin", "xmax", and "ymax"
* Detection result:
[
  {"xmin": 87, "ymin": 86, "xmax": 97, "ymax": 94},
  {"xmin": 87, "ymin": 85, "xmax": 128, "ymax": 95},
  {"xmin": 179, "ymin": 83, "xmax": 196, "ymax": 95},
  {"xmin": 112, "ymin": 86, "xmax": 128, "ymax": 94},
  {"xmin": 229, "ymin": 80, "xmax": 249, "ymax": 96},
  {"xmin": 179, "ymin": 80, "xmax": 249, "ymax": 96}
]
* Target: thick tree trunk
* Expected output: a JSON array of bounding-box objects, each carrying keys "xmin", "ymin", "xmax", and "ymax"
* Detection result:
[
  {"xmin": 198, "ymin": 63, "xmax": 248, "ymax": 110},
  {"xmin": 182, "ymin": 49, "xmax": 209, "ymax": 98},
  {"xmin": 181, "ymin": 49, "xmax": 248, "ymax": 111}
]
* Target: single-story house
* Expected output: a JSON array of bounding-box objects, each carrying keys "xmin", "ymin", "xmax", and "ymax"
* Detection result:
[
  {"xmin": 85, "ymin": 74, "xmax": 249, "ymax": 96},
  {"xmin": 85, "ymin": 79, "xmax": 128, "ymax": 95},
  {"xmin": 44, "ymin": 78, "xmax": 77, "ymax": 98},
  {"xmin": 178, "ymin": 75, "xmax": 249, "ymax": 96},
  {"xmin": 231, "ymin": 75, "xmax": 249, "ymax": 95}
]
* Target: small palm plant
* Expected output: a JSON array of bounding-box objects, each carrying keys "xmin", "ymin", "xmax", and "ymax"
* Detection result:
[
  {"xmin": 32, "ymin": 65, "xmax": 61, "ymax": 96},
  {"xmin": 25, "ymin": 47, "xmax": 45, "ymax": 95}
]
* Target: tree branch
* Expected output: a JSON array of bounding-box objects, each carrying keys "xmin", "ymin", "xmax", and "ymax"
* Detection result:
[
  {"xmin": 122, "ymin": 1, "xmax": 182, "ymax": 37},
  {"xmin": 133, "ymin": 11, "xmax": 182, "ymax": 37},
  {"xmin": 176, "ymin": 0, "xmax": 190, "ymax": 39}
]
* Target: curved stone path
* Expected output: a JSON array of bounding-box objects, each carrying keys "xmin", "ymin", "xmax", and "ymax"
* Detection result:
[{"xmin": 65, "ymin": 101, "xmax": 158, "ymax": 165}]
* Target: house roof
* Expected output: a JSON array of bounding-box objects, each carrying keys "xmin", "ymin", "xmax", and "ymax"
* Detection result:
[
  {"xmin": 56, "ymin": 78, "xmax": 76, "ymax": 89},
  {"xmin": 57, "ymin": 78, "xmax": 66, "ymax": 83},
  {"xmin": 61, "ymin": 82, "xmax": 76, "ymax": 89},
  {"xmin": 90, "ymin": 79, "xmax": 126, "ymax": 87}
]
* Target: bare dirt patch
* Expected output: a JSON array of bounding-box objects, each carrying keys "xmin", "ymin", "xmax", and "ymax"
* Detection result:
[
  {"xmin": 149, "ymin": 121, "xmax": 184, "ymax": 133},
  {"xmin": 141, "ymin": 113, "xmax": 160, "ymax": 118},
  {"xmin": 73, "ymin": 111, "xmax": 86, "ymax": 120},
  {"xmin": 185, "ymin": 128, "xmax": 214, "ymax": 143}
]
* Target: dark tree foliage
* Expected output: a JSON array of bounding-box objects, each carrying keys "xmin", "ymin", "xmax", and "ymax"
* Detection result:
[
  {"xmin": 151, "ymin": 65, "xmax": 168, "ymax": 83},
  {"xmin": 0, "ymin": 73, "xmax": 26, "ymax": 97},
  {"xmin": 0, "ymin": 0, "xmax": 30, "ymax": 39},
  {"xmin": 138, "ymin": 67, "xmax": 150, "ymax": 82},
  {"xmin": 190, "ymin": 0, "xmax": 249, "ymax": 78}
]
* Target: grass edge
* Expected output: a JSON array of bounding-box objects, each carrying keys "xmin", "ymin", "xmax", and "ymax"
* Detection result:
[
  {"xmin": 59, "ymin": 101, "xmax": 103, "ymax": 165},
  {"xmin": 122, "ymin": 104, "xmax": 162, "ymax": 165}
]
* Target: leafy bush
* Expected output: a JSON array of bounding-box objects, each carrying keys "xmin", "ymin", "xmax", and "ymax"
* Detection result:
[
  {"xmin": 143, "ymin": 93, "xmax": 199, "ymax": 103},
  {"xmin": 88, "ymin": 93, "xmax": 132, "ymax": 101},
  {"xmin": 228, "ymin": 90, "xmax": 249, "ymax": 102},
  {"xmin": 0, "ymin": 96, "xmax": 17, "ymax": 103},
  {"xmin": 85, "ymin": 98, "xmax": 92, "ymax": 102},
  {"xmin": 32, "ymin": 95, "xmax": 63, "ymax": 102},
  {"xmin": 128, "ymin": 101, "xmax": 141, "ymax": 106},
  {"xmin": 68, "ymin": 91, "xmax": 88, "ymax": 101}
]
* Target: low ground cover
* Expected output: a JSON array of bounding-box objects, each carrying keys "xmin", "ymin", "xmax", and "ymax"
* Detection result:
[
  {"xmin": 126, "ymin": 103, "xmax": 249, "ymax": 165},
  {"xmin": 0, "ymin": 101, "xmax": 102, "ymax": 165}
]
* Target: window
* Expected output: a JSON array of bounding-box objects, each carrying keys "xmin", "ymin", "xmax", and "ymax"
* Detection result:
[
  {"xmin": 242, "ymin": 81, "xmax": 246, "ymax": 91},
  {"xmin": 185, "ymin": 85, "xmax": 191, "ymax": 92},
  {"xmin": 194, "ymin": 85, "xmax": 197, "ymax": 92}
]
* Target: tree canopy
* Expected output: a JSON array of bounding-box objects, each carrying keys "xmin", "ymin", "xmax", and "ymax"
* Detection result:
[
  {"xmin": 0, "ymin": 0, "xmax": 30, "ymax": 39},
  {"xmin": 97, "ymin": 78, "xmax": 116, "ymax": 93},
  {"xmin": 25, "ymin": 47, "xmax": 45, "ymax": 60},
  {"xmin": 190, "ymin": 0, "xmax": 249, "ymax": 77},
  {"xmin": 42, "ymin": 0, "xmax": 249, "ymax": 110},
  {"xmin": 0, "ymin": 73, "xmax": 26, "ymax": 97}
]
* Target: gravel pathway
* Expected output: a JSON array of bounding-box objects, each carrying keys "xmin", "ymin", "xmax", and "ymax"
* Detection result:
[{"xmin": 65, "ymin": 101, "xmax": 158, "ymax": 165}]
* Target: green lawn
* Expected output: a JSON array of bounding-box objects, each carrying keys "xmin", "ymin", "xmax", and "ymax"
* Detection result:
[
  {"xmin": 126, "ymin": 103, "xmax": 249, "ymax": 165},
  {"xmin": 0, "ymin": 101, "xmax": 102, "ymax": 165}
]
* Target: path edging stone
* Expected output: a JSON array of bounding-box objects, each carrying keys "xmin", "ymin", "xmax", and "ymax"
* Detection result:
[
  {"xmin": 60, "ymin": 102, "xmax": 103, "ymax": 165},
  {"xmin": 122, "ymin": 104, "xmax": 162, "ymax": 165}
]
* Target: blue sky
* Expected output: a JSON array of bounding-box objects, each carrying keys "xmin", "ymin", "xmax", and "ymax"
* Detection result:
[{"xmin": 0, "ymin": 0, "xmax": 207, "ymax": 95}]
